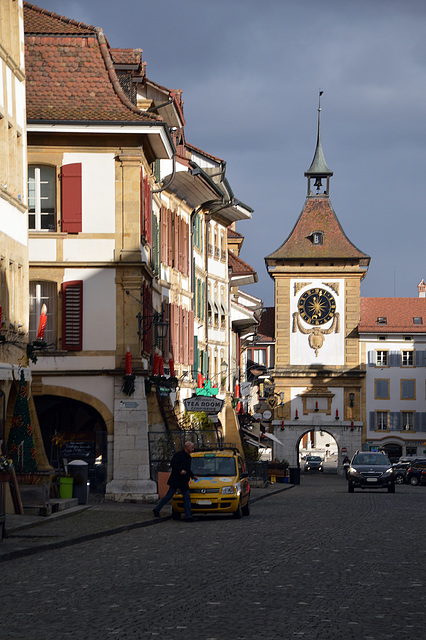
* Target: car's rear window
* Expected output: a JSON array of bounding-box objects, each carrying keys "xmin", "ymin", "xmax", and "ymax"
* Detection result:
[{"xmin": 191, "ymin": 456, "xmax": 237, "ymax": 477}]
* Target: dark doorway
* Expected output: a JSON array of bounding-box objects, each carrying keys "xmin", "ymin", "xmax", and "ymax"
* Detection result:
[
  {"xmin": 34, "ymin": 395, "xmax": 108, "ymax": 493},
  {"xmin": 382, "ymin": 443, "xmax": 402, "ymax": 464}
]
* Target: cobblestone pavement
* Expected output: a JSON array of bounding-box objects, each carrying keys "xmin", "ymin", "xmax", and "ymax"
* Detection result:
[{"xmin": 2, "ymin": 474, "xmax": 425, "ymax": 640}]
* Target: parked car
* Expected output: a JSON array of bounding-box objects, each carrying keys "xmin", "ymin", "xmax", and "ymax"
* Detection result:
[
  {"xmin": 405, "ymin": 460, "xmax": 426, "ymax": 486},
  {"xmin": 171, "ymin": 448, "xmax": 250, "ymax": 519},
  {"xmin": 347, "ymin": 451, "xmax": 395, "ymax": 493},
  {"xmin": 391, "ymin": 461, "xmax": 411, "ymax": 484},
  {"xmin": 303, "ymin": 456, "xmax": 322, "ymax": 472}
]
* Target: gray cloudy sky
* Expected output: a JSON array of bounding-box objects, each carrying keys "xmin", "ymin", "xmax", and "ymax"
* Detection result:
[{"xmin": 38, "ymin": 0, "xmax": 426, "ymax": 306}]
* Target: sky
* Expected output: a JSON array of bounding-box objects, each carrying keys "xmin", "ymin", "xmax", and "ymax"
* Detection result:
[{"xmin": 36, "ymin": 0, "xmax": 426, "ymax": 307}]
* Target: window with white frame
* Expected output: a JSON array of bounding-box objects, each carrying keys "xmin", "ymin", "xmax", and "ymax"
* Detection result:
[
  {"xmin": 401, "ymin": 411, "xmax": 414, "ymax": 431},
  {"xmin": 376, "ymin": 350, "xmax": 388, "ymax": 367},
  {"xmin": 28, "ymin": 165, "xmax": 56, "ymax": 231},
  {"xmin": 376, "ymin": 411, "xmax": 389, "ymax": 430},
  {"xmin": 29, "ymin": 281, "xmax": 57, "ymax": 346},
  {"xmin": 402, "ymin": 350, "xmax": 414, "ymax": 367}
]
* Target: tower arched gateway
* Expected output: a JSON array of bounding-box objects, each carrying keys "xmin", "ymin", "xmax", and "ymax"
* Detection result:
[{"xmin": 264, "ymin": 94, "xmax": 370, "ymax": 472}]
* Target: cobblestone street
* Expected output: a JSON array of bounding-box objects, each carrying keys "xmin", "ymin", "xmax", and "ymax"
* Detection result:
[{"xmin": 2, "ymin": 474, "xmax": 425, "ymax": 640}]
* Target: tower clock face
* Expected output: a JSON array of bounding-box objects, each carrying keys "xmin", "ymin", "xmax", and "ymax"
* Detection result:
[{"xmin": 298, "ymin": 288, "xmax": 336, "ymax": 325}]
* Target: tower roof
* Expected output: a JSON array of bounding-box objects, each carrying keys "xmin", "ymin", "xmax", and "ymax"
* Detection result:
[
  {"xmin": 265, "ymin": 195, "xmax": 370, "ymax": 265},
  {"xmin": 305, "ymin": 93, "xmax": 333, "ymax": 179}
]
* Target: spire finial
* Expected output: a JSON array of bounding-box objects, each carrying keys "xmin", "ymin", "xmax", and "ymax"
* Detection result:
[{"xmin": 305, "ymin": 90, "xmax": 333, "ymax": 194}]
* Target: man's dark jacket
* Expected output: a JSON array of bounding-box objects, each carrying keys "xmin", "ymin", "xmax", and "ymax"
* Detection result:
[{"xmin": 168, "ymin": 449, "xmax": 194, "ymax": 490}]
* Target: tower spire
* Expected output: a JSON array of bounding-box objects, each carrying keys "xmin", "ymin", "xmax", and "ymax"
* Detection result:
[{"xmin": 305, "ymin": 90, "xmax": 333, "ymax": 195}]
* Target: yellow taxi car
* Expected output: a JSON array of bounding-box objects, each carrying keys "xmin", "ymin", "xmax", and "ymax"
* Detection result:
[{"xmin": 171, "ymin": 448, "xmax": 251, "ymax": 519}]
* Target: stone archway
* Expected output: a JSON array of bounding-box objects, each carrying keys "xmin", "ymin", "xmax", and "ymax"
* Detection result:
[
  {"xmin": 296, "ymin": 428, "xmax": 339, "ymax": 473},
  {"xmin": 32, "ymin": 386, "xmax": 113, "ymax": 493},
  {"xmin": 271, "ymin": 420, "xmax": 362, "ymax": 475}
]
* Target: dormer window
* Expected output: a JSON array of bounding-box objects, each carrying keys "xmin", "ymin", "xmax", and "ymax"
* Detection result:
[
  {"xmin": 311, "ymin": 231, "xmax": 323, "ymax": 245},
  {"xmin": 377, "ymin": 317, "xmax": 387, "ymax": 325}
]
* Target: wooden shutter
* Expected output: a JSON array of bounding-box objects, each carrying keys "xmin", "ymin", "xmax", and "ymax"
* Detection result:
[
  {"xmin": 389, "ymin": 351, "xmax": 401, "ymax": 367},
  {"xmin": 60, "ymin": 163, "xmax": 82, "ymax": 233},
  {"xmin": 183, "ymin": 219, "xmax": 189, "ymax": 276},
  {"xmin": 62, "ymin": 281, "xmax": 83, "ymax": 350},
  {"xmin": 161, "ymin": 206, "xmax": 167, "ymax": 263},
  {"xmin": 369, "ymin": 412, "xmax": 375, "ymax": 430},
  {"xmin": 183, "ymin": 309, "xmax": 189, "ymax": 364},
  {"xmin": 188, "ymin": 309, "xmax": 194, "ymax": 365}
]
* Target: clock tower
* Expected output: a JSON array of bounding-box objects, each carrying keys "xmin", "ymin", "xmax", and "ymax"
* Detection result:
[{"xmin": 264, "ymin": 94, "xmax": 370, "ymax": 467}]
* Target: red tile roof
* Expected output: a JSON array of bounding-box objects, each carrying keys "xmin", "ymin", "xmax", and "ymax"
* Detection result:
[
  {"xmin": 111, "ymin": 49, "xmax": 143, "ymax": 67},
  {"xmin": 24, "ymin": 3, "xmax": 161, "ymax": 123},
  {"xmin": 228, "ymin": 228, "xmax": 243, "ymax": 238},
  {"xmin": 359, "ymin": 298, "xmax": 426, "ymax": 333},
  {"xmin": 257, "ymin": 307, "xmax": 275, "ymax": 341},
  {"xmin": 228, "ymin": 250, "xmax": 256, "ymax": 277},
  {"xmin": 266, "ymin": 195, "xmax": 370, "ymax": 264}
]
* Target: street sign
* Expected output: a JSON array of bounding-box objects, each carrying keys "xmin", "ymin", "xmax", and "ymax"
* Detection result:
[
  {"xmin": 342, "ymin": 447, "xmax": 347, "ymax": 453},
  {"xmin": 263, "ymin": 410, "xmax": 272, "ymax": 420},
  {"xmin": 184, "ymin": 396, "xmax": 224, "ymax": 414}
]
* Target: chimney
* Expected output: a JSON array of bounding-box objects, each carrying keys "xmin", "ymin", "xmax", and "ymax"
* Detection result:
[{"xmin": 418, "ymin": 280, "xmax": 426, "ymax": 298}]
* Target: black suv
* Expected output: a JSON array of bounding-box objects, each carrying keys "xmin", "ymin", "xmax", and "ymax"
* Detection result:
[
  {"xmin": 347, "ymin": 451, "xmax": 395, "ymax": 493},
  {"xmin": 405, "ymin": 459, "xmax": 426, "ymax": 486}
]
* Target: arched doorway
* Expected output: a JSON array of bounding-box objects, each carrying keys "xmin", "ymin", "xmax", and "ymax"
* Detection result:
[
  {"xmin": 34, "ymin": 395, "xmax": 108, "ymax": 493},
  {"xmin": 297, "ymin": 429, "xmax": 339, "ymax": 474}
]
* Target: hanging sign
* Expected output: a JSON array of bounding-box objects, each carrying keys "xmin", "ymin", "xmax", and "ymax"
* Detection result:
[{"xmin": 184, "ymin": 396, "xmax": 224, "ymax": 414}]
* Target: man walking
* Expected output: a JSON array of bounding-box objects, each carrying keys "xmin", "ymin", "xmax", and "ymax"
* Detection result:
[{"xmin": 153, "ymin": 441, "xmax": 198, "ymax": 522}]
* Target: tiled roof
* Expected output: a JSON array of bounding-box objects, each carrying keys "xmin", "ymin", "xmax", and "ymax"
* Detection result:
[
  {"xmin": 359, "ymin": 298, "xmax": 426, "ymax": 333},
  {"xmin": 265, "ymin": 195, "xmax": 370, "ymax": 264},
  {"xmin": 257, "ymin": 307, "xmax": 275, "ymax": 341},
  {"xmin": 24, "ymin": 3, "xmax": 160, "ymax": 123},
  {"xmin": 228, "ymin": 228, "xmax": 243, "ymax": 238},
  {"xmin": 111, "ymin": 48, "xmax": 143, "ymax": 66},
  {"xmin": 228, "ymin": 250, "xmax": 256, "ymax": 277},
  {"xmin": 24, "ymin": 2, "xmax": 97, "ymax": 34}
]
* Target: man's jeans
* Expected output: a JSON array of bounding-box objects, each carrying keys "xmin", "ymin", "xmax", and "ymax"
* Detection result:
[{"xmin": 155, "ymin": 485, "xmax": 192, "ymax": 519}]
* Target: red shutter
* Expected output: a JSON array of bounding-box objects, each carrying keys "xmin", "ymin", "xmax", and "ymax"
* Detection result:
[
  {"xmin": 174, "ymin": 304, "xmax": 180, "ymax": 362},
  {"xmin": 173, "ymin": 212, "xmax": 179, "ymax": 268},
  {"xmin": 169, "ymin": 303, "xmax": 175, "ymax": 360},
  {"xmin": 62, "ymin": 281, "xmax": 83, "ymax": 350},
  {"xmin": 183, "ymin": 220, "xmax": 189, "ymax": 276},
  {"xmin": 188, "ymin": 309, "xmax": 194, "ymax": 365},
  {"xmin": 183, "ymin": 309, "xmax": 189, "ymax": 364},
  {"xmin": 60, "ymin": 163, "xmax": 82, "ymax": 233},
  {"xmin": 179, "ymin": 307, "xmax": 184, "ymax": 363},
  {"xmin": 167, "ymin": 209, "xmax": 173, "ymax": 267}
]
